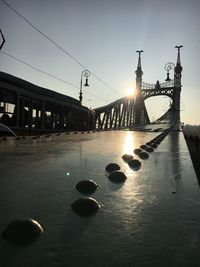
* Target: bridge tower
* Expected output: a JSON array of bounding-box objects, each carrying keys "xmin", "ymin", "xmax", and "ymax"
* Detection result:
[
  {"xmin": 133, "ymin": 50, "xmax": 149, "ymax": 125},
  {"xmin": 135, "ymin": 50, "xmax": 144, "ymax": 90},
  {"xmin": 173, "ymin": 45, "xmax": 183, "ymax": 129}
]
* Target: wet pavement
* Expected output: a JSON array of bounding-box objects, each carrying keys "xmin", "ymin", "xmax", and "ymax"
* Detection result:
[{"xmin": 0, "ymin": 130, "xmax": 200, "ymax": 267}]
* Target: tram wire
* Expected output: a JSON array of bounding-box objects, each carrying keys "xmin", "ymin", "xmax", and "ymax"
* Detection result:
[
  {"xmin": 0, "ymin": 51, "xmax": 109, "ymax": 103},
  {"xmin": 1, "ymin": 0, "xmax": 122, "ymax": 97}
]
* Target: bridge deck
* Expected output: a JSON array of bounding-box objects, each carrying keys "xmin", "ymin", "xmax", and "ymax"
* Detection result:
[{"xmin": 0, "ymin": 130, "xmax": 199, "ymax": 267}]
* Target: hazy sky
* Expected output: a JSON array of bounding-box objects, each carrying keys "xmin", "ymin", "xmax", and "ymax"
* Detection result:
[{"xmin": 0, "ymin": 0, "xmax": 200, "ymax": 124}]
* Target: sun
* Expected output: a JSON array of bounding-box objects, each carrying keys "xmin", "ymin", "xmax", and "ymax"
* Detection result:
[{"xmin": 126, "ymin": 87, "xmax": 135, "ymax": 96}]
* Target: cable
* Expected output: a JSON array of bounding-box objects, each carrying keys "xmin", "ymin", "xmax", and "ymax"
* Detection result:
[
  {"xmin": 1, "ymin": 0, "xmax": 122, "ymax": 96},
  {"xmin": 1, "ymin": 51, "xmax": 79, "ymax": 89},
  {"xmin": 0, "ymin": 51, "xmax": 109, "ymax": 103}
]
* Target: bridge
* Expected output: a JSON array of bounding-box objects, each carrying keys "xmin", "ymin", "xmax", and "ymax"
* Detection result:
[
  {"xmin": 2, "ymin": 46, "xmax": 200, "ymax": 267},
  {"xmin": 0, "ymin": 46, "xmax": 182, "ymax": 135},
  {"xmin": 95, "ymin": 46, "xmax": 183, "ymax": 131}
]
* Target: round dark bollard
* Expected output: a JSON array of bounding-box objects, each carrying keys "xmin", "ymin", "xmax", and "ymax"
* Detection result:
[
  {"xmin": 140, "ymin": 145, "xmax": 148, "ymax": 150},
  {"xmin": 128, "ymin": 159, "xmax": 141, "ymax": 170},
  {"xmin": 150, "ymin": 143, "xmax": 157, "ymax": 149},
  {"xmin": 71, "ymin": 197, "xmax": 101, "ymax": 216},
  {"xmin": 122, "ymin": 154, "xmax": 134, "ymax": 163},
  {"xmin": 2, "ymin": 218, "xmax": 44, "ymax": 245},
  {"xmin": 133, "ymin": 148, "xmax": 142, "ymax": 155},
  {"xmin": 108, "ymin": 171, "xmax": 127, "ymax": 183},
  {"xmin": 138, "ymin": 151, "xmax": 149, "ymax": 159},
  {"xmin": 75, "ymin": 180, "xmax": 100, "ymax": 194},
  {"xmin": 105, "ymin": 163, "xmax": 120, "ymax": 173},
  {"xmin": 146, "ymin": 147, "xmax": 154, "ymax": 153}
]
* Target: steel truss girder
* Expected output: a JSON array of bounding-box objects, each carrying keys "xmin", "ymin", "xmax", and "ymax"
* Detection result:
[
  {"xmin": 94, "ymin": 85, "xmax": 179, "ymax": 130},
  {"xmin": 95, "ymin": 96, "xmax": 149, "ymax": 130},
  {"xmin": 141, "ymin": 87, "xmax": 174, "ymax": 100}
]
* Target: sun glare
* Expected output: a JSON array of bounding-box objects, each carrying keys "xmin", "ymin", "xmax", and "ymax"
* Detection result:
[
  {"xmin": 127, "ymin": 87, "xmax": 135, "ymax": 96},
  {"xmin": 123, "ymin": 132, "xmax": 135, "ymax": 154}
]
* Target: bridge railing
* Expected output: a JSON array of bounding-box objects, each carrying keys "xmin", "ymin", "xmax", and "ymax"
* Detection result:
[{"xmin": 142, "ymin": 80, "xmax": 174, "ymax": 90}]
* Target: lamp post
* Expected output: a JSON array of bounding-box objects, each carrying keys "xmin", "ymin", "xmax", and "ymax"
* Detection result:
[
  {"xmin": 164, "ymin": 62, "xmax": 175, "ymax": 81},
  {"xmin": 79, "ymin": 70, "xmax": 90, "ymax": 105}
]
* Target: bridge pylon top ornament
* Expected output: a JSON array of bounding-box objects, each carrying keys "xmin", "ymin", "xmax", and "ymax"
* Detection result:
[
  {"xmin": 135, "ymin": 50, "xmax": 144, "ymax": 70},
  {"xmin": 136, "ymin": 50, "xmax": 144, "ymax": 56},
  {"xmin": 175, "ymin": 45, "xmax": 183, "ymax": 51},
  {"xmin": 175, "ymin": 45, "xmax": 183, "ymax": 76}
]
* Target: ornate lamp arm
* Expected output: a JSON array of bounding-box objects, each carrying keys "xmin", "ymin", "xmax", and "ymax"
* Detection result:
[{"xmin": 164, "ymin": 62, "xmax": 175, "ymax": 82}]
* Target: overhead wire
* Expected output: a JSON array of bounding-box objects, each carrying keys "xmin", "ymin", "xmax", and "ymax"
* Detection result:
[
  {"xmin": 1, "ymin": 0, "xmax": 122, "ymax": 97},
  {"xmin": 1, "ymin": 51, "xmax": 79, "ymax": 89},
  {"xmin": 0, "ymin": 51, "xmax": 109, "ymax": 103}
]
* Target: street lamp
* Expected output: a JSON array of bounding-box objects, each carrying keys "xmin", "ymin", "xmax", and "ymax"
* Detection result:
[
  {"xmin": 79, "ymin": 70, "xmax": 90, "ymax": 105},
  {"xmin": 164, "ymin": 62, "xmax": 175, "ymax": 81}
]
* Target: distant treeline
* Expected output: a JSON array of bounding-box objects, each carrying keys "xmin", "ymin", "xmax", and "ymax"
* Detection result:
[{"xmin": 183, "ymin": 124, "xmax": 200, "ymax": 138}]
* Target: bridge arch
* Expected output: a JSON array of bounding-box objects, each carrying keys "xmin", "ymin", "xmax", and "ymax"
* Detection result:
[{"xmin": 144, "ymin": 95, "xmax": 172, "ymax": 122}]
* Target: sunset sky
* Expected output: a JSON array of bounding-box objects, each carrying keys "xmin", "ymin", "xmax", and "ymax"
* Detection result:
[{"xmin": 0, "ymin": 0, "xmax": 200, "ymax": 124}]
